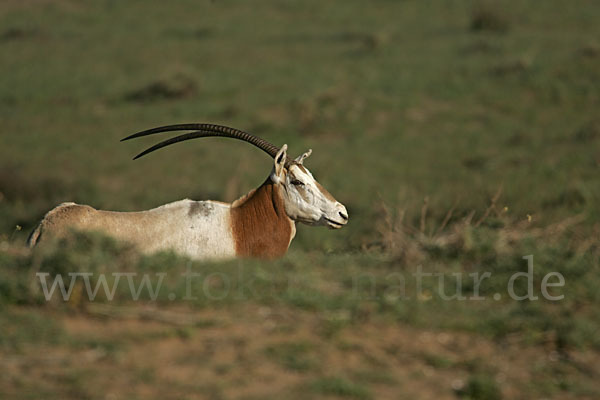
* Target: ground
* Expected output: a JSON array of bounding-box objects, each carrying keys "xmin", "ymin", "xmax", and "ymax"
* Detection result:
[{"xmin": 1, "ymin": 0, "xmax": 599, "ymax": 399}]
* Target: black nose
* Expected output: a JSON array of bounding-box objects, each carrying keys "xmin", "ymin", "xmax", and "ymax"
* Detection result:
[{"xmin": 339, "ymin": 211, "xmax": 348, "ymax": 220}]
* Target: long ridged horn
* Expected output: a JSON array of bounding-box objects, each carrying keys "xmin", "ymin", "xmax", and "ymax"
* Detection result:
[{"xmin": 121, "ymin": 123, "xmax": 285, "ymax": 162}]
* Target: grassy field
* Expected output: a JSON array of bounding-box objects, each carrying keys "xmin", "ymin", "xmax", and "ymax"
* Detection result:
[{"xmin": 1, "ymin": 0, "xmax": 599, "ymax": 399}]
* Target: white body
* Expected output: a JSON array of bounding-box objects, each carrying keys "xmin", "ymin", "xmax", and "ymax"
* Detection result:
[
  {"xmin": 109, "ymin": 200, "xmax": 236, "ymax": 259},
  {"xmin": 31, "ymin": 200, "xmax": 237, "ymax": 260}
]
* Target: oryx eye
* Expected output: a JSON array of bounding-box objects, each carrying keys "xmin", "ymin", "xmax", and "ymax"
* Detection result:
[{"xmin": 291, "ymin": 179, "xmax": 304, "ymax": 186}]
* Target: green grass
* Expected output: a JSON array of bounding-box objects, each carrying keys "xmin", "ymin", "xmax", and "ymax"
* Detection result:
[
  {"xmin": 264, "ymin": 340, "xmax": 318, "ymax": 372},
  {"xmin": 457, "ymin": 374, "xmax": 502, "ymax": 400},
  {"xmin": 1, "ymin": 0, "xmax": 599, "ymax": 399},
  {"xmin": 310, "ymin": 376, "xmax": 372, "ymax": 399},
  {"xmin": 0, "ymin": 309, "xmax": 64, "ymax": 352}
]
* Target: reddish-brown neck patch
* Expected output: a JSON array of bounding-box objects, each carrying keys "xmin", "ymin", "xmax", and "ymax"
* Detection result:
[{"xmin": 230, "ymin": 180, "xmax": 294, "ymax": 259}]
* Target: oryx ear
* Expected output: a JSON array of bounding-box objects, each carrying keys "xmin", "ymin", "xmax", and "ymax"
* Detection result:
[
  {"xmin": 272, "ymin": 144, "xmax": 287, "ymax": 183},
  {"xmin": 294, "ymin": 149, "xmax": 312, "ymax": 165}
]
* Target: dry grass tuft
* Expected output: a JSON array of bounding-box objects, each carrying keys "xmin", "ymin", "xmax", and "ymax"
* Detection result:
[{"xmin": 372, "ymin": 188, "xmax": 591, "ymax": 265}]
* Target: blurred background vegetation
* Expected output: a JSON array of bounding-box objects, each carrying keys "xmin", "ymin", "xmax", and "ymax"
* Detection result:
[{"xmin": 1, "ymin": 0, "xmax": 599, "ymax": 399}]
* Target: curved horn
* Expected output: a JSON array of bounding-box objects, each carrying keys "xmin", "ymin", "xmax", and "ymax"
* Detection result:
[{"xmin": 121, "ymin": 123, "xmax": 284, "ymax": 162}]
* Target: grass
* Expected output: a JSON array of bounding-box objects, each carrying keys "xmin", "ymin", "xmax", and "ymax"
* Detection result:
[
  {"xmin": 310, "ymin": 376, "xmax": 373, "ymax": 399},
  {"xmin": 264, "ymin": 340, "xmax": 317, "ymax": 372},
  {"xmin": 456, "ymin": 374, "xmax": 502, "ymax": 400},
  {"xmin": 1, "ymin": 0, "xmax": 600, "ymax": 398}
]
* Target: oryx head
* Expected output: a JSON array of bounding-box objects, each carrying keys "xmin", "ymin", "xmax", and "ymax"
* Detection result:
[
  {"xmin": 122, "ymin": 123, "xmax": 349, "ymax": 229},
  {"xmin": 270, "ymin": 145, "xmax": 348, "ymax": 229}
]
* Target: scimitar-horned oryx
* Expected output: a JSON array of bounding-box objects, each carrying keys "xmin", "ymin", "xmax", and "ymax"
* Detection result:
[{"xmin": 27, "ymin": 123, "xmax": 349, "ymax": 260}]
